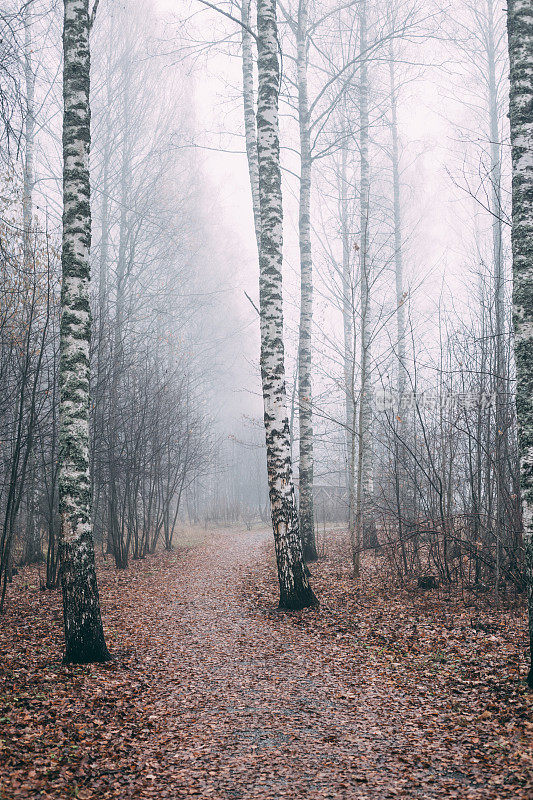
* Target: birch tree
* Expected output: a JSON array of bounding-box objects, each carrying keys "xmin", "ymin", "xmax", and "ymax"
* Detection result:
[
  {"xmin": 388, "ymin": 45, "xmax": 406, "ymax": 398},
  {"xmin": 59, "ymin": 0, "xmax": 110, "ymax": 663},
  {"xmin": 340, "ymin": 134, "xmax": 357, "ymax": 568},
  {"xmin": 388, "ymin": 36, "xmax": 410, "ymax": 567},
  {"xmin": 295, "ymin": 0, "xmax": 317, "ymax": 562},
  {"xmin": 241, "ymin": 0, "xmax": 261, "ymax": 244},
  {"xmin": 355, "ymin": 0, "xmax": 379, "ymax": 563},
  {"xmin": 506, "ymin": 0, "xmax": 533, "ymax": 688},
  {"xmin": 256, "ymin": 0, "xmax": 317, "ymax": 609},
  {"xmin": 486, "ymin": 0, "xmax": 509, "ymax": 592}
]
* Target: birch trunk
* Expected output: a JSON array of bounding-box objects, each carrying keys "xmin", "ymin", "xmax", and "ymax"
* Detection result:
[
  {"xmin": 340, "ymin": 141, "xmax": 357, "ymax": 564},
  {"xmin": 389, "ymin": 47, "xmax": 408, "ymax": 556},
  {"xmin": 256, "ymin": 0, "xmax": 317, "ymax": 609},
  {"xmin": 296, "ymin": 0, "xmax": 317, "ymax": 562},
  {"xmin": 487, "ymin": 0, "xmax": 505, "ymax": 391},
  {"xmin": 59, "ymin": 0, "xmax": 110, "ymax": 663},
  {"xmin": 108, "ymin": 57, "xmax": 132, "ymax": 570},
  {"xmin": 241, "ymin": 0, "xmax": 261, "ymax": 246},
  {"xmin": 506, "ymin": 0, "xmax": 533, "ymax": 687},
  {"xmin": 93, "ymin": 48, "xmax": 112, "ymax": 547},
  {"xmin": 486, "ymin": 0, "xmax": 507, "ymax": 591},
  {"xmin": 357, "ymin": 0, "xmax": 377, "ymax": 554},
  {"xmin": 388, "ymin": 49, "xmax": 406, "ymax": 397},
  {"xmin": 98, "ymin": 94, "xmax": 111, "ymax": 318}
]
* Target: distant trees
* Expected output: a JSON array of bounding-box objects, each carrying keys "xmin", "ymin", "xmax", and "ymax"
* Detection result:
[
  {"xmin": 0, "ymin": 0, "xmax": 222, "ymax": 638},
  {"xmin": 89, "ymin": 1, "xmax": 213, "ymax": 569},
  {"xmin": 0, "ymin": 4, "xmax": 23, "ymax": 158},
  {"xmin": 506, "ymin": 0, "xmax": 533, "ymax": 686},
  {"xmin": 0, "ymin": 175, "xmax": 55, "ymax": 609},
  {"xmin": 295, "ymin": 0, "xmax": 531, "ymax": 626},
  {"xmin": 304, "ymin": 0, "xmax": 418, "ymax": 574}
]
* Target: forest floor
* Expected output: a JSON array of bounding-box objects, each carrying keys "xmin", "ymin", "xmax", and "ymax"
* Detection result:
[{"xmin": 0, "ymin": 526, "xmax": 531, "ymax": 799}]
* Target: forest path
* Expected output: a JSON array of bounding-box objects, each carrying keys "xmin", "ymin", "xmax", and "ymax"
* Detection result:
[
  {"xmin": 145, "ymin": 527, "xmax": 441, "ymax": 799},
  {"xmin": 2, "ymin": 526, "xmax": 527, "ymax": 799}
]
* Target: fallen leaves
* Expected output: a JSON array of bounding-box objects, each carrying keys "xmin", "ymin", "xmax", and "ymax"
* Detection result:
[
  {"xmin": 0, "ymin": 527, "xmax": 531, "ymax": 799},
  {"xmin": 244, "ymin": 529, "xmax": 533, "ymax": 798}
]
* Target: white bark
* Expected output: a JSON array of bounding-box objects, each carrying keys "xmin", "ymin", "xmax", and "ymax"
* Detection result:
[
  {"xmin": 256, "ymin": 0, "xmax": 317, "ymax": 609},
  {"xmin": 388, "ymin": 48, "xmax": 406, "ymax": 398},
  {"xmin": 241, "ymin": 0, "xmax": 261, "ymax": 247},
  {"xmin": 340, "ymin": 139, "xmax": 357, "ymax": 567},
  {"xmin": 59, "ymin": 0, "xmax": 110, "ymax": 663},
  {"xmin": 296, "ymin": 0, "xmax": 316, "ymax": 561},
  {"xmin": 507, "ymin": 0, "xmax": 533, "ymax": 687},
  {"xmin": 356, "ymin": 0, "xmax": 377, "ymax": 559},
  {"xmin": 486, "ymin": 0, "xmax": 508, "ymax": 597}
]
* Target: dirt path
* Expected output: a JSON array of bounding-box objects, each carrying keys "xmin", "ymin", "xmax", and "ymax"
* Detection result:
[
  {"xmin": 137, "ymin": 528, "xmax": 505, "ymax": 799},
  {"xmin": 150, "ymin": 527, "xmax": 392, "ymax": 798},
  {"xmin": 1, "ymin": 527, "xmax": 529, "ymax": 799}
]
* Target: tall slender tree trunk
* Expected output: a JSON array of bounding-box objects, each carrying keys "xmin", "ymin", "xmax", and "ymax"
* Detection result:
[
  {"xmin": 357, "ymin": 0, "xmax": 377, "ymax": 555},
  {"xmin": 488, "ymin": 0, "xmax": 505, "ymax": 392},
  {"xmin": 23, "ymin": 4, "xmax": 34, "ymax": 272},
  {"xmin": 296, "ymin": 0, "xmax": 316, "ymax": 562},
  {"xmin": 98, "ymin": 127, "xmax": 111, "ymax": 317},
  {"xmin": 256, "ymin": 0, "xmax": 317, "ymax": 609},
  {"xmin": 506, "ymin": 0, "xmax": 533, "ymax": 688},
  {"xmin": 340, "ymin": 140, "xmax": 357, "ymax": 565},
  {"xmin": 59, "ymin": 0, "xmax": 110, "ymax": 664},
  {"xmin": 388, "ymin": 49, "xmax": 406, "ymax": 397},
  {"xmin": 108, "ymin": 58, "xmax": 132, "ymax": 570},
  {"xmin": 389, "ymin": 46, "xmax": 407, "ymax": 557},
  {"xmin": 92, "ymin": 102, "xmax": 111, "ymax": 545},
  {"xmin": 241, "ymin": 0, "xmax": 261, "ymax": 246},
  {"xmin": 22, "ymin": 5, "xmax": 42, "ymax": 567},
  {"xmin": 486, "ymin": 0, "xmax": 507, "ymax": 594}
]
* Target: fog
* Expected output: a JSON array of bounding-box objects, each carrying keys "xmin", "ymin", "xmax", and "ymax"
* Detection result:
[
  {"xmin": 1, "ymin": 0, "xmax": 533, "ymax": 792},
  {"xmin": 0, "ymin": 0, "xmax": 518, "ymax": 553}
]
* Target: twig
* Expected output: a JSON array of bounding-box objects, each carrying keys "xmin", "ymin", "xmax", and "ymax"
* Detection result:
[
  {"xmin": 89, "ymin": 0, "xmax": 100, "ymax": 30},
  {"xmin": 196, "ymin": 0, "xmax": 258, "ymax": 42},
  {"xmin": 244, "ymin": 290, "xmax": 260, "ymax": 316}
]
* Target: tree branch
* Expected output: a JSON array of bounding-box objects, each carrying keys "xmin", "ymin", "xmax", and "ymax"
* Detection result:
[
  {"xmin": 196, "ymin": 0, "xmax": 258, "ymax": 42},
  {"xmin": 89, "ymin": 0, "xmax": 100, "ymax": 30},
  {"xmin": 244, "ymin": 290, "xmax": 260, "ymax": 316}
]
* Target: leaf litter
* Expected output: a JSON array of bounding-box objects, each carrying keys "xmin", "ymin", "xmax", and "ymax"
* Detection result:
[{"xmin": 0, "ymin": 527, "xmax": 531, "ymax": 799}]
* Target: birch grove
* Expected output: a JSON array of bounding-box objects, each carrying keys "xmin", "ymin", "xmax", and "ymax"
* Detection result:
[{"xmin": 0, "ymin": 0, "xmax": 532, "ymax": 699}]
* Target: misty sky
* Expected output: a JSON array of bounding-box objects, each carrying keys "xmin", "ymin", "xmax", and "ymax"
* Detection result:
[{"xmin": 154, "ymin": 0, "xmax": 510, "ymax": 362}]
